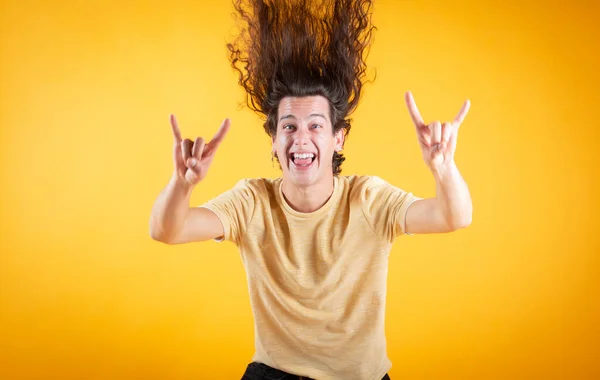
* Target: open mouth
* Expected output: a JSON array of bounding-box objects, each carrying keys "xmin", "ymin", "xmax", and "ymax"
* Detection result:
[{"xmin": 289, "ymin": 152, "xmax": 316, "ymax": 169}]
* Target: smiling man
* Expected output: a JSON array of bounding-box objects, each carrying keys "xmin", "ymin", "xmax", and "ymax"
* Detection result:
[
  {"xmin": 274, "ymin": 96, "xmax": 344, "ymax": 212},
  {"xmin": 149, "ymin": 1, "xmax": 472, "ymax": 379}
]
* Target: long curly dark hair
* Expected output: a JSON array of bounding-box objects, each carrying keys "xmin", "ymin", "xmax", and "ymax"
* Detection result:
[{"xmin": 226, "ymin": 0, "xmax": 376, "ymax": 175}]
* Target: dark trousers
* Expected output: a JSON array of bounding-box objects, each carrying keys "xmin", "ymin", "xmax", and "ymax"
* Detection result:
[{"xmin": 241, "ymin": 361, "xmax": 391, "ymax": 380}]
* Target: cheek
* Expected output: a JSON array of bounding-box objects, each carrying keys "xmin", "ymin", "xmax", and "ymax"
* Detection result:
[
  {"xmin": 314, "ymin": 135, "xmax": 334, "ymax": 151},
  {"xmin": 274, "ymin": 135, "xmax": 285, "ymax": 148},
  {"xmin": 275, "ymin": 136, "xmax": 291, "ymax": 157}
]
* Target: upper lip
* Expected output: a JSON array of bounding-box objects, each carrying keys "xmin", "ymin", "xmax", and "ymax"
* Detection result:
[{"xmin": 290, "ymin": 151, "xmax": 316, "ymax": 155}]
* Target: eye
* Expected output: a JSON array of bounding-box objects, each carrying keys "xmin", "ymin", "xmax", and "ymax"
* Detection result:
[
  {"xmin": 311, "ymin": 124, "xmax": 322, "ymax": 129},
  {"xmin": 283, "ymin": 124, "xmax": 295, "ymax": 130}
]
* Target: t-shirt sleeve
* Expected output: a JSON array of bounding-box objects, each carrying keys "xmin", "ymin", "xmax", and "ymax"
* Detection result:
[
  {"xmin": 198, "ymin": 179, "xmax": 256, "ymax": 245},
  {"xmin": 360, "ymin": 176, "xmax": 422, "ymax": 242}
]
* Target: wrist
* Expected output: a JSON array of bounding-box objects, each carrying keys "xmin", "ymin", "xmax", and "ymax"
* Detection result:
[
  {"xmin": 170, "ymin": 173, "xmax": 195, "ymax": 196},
  {"xmin": 431, "ymin": 160, "xmax": 458, "ymax": 181}
]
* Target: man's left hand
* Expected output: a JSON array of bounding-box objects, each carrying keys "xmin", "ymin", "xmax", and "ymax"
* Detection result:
[{"xmin": 405, "ymin": 91, "xmax": 470, "ymax": 175}]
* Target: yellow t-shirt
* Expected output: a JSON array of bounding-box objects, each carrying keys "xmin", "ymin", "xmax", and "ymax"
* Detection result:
[{"xmin": 201, "ymin": 175, "xmax": 420, "ymax": 380}]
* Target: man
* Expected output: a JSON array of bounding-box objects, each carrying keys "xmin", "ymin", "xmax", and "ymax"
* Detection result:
[{"xmin": 149, "ymin": 1, "xmax": 472, "ymax": 379}]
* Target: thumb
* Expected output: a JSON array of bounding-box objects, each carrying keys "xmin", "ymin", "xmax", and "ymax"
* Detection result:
[
  {"xmin": 430, "ymin": 143, "xmax": 444, "ymax": 162},
  {"xmin": 187, "ymin": 157, "xmax": 198, "ymax": 169},
  {"xmin": 185, "ymin": 160, "xmax": 202, "ymax": 184}
]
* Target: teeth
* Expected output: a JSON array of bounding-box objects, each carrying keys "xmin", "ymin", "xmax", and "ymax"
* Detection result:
[{"xmin": 293, "ymin": 153, "xmax": 315, "ymax": 159}]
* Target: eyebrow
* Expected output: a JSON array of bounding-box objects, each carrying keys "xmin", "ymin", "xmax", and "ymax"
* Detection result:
[{"xmin": 279, "ymin": 113, "xmax": 328, "ymax": 122}]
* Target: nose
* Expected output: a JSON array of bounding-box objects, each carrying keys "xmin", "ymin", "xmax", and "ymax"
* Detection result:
[{"xmin": 293, "ymin": 126, "xmax": 310, "ymax": 147}]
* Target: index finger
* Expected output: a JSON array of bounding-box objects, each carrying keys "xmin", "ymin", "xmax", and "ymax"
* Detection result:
[
  {"xmin": 453, "ymin": 100, "xmax": 471, "ymax": 127},
  {"xmin": 405, "ymin": 91, "xmax": 426, "ymax": 128},
  {"xmin": 170, "ymin": 114, "xmax": 182, "ymax": 142},
  {"xmin": 208, "ymin": 118, "xmax": 231, "ymax": 149}
]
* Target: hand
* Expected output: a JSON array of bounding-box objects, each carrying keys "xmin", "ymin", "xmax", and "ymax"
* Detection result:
[
  {"xmin": 405, "ymin": 91, "xmax": 470, "ymax": 174},
  {"xmin": 170, "ymin": 114, "xmax": 231, "ymax": 186}
]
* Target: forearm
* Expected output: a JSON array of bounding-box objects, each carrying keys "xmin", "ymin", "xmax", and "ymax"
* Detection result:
[
  {"xmin": 432, "ymin": 161, "xmax": 472, "ymax": 230},
  {"xmin": 149, "ymin": 174, "xmax": 194, "ymax": 242}
]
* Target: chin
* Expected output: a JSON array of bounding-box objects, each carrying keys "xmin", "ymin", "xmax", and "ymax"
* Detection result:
[
  {"xmin": 284, "ymin": 168, "xmax": 332, "ymax": 189},
  {"xmin": 282, "ymin": 156, "xmax": 334, "ymax": 187},
  {"xmin": 285, "ymin": 172, "xmax": 318, "ymax": 187}
]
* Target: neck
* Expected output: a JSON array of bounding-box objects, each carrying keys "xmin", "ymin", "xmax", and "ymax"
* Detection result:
[{"xmin": 281, "ymin": 176, "xmax": 335, "ymax": 213}]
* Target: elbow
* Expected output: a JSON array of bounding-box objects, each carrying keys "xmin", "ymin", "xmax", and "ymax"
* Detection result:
[
  {"xmin": 455, "ymin": 217, "xmax": 472, "ymax": 231},
  {"xmin": 149, "ymin": 227, "xmax": 166, "ymax": 243},
  {"xmin": 448, "ymin": 212, "xmax": 472, "ymax": 231},
  {"xmin": 149, "ymin": 222, "xmax": 176, "ymax": 245},
  {"xmin": 150, "ymin": 229, "xmax": 164, "ymax": 243},
  {"xmin": 150, "ymin": 231, "xmax": 177, "ymax": 245}
]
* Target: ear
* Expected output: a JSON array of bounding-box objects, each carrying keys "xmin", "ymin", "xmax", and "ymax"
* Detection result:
[{"xmin": 335, "ymin": 128, "xmax": 345, "ymax": 151}]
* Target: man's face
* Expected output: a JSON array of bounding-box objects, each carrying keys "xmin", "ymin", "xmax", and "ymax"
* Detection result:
[{"xmin": 272, "ymin": 95, "xmax": 344, "ymax": 188}]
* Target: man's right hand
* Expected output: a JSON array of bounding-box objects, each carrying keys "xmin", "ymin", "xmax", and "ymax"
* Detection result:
[{"xmin": 170, "ymin": 114, "xmax": 231, "ymax": 186}]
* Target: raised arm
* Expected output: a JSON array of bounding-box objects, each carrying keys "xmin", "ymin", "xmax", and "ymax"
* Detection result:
[
  {"xmin": 403, "ymin": 91, "xmax": 473, "ymax": 234},
  {"xmin": 149, "ymin": 115, "xmax": 231, "ymax": 244}
]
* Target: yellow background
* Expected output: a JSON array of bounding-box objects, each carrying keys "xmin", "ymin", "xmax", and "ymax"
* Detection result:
[{"xmin": 1, "ymin": 0, "xmax": 598, "ymax": 379}]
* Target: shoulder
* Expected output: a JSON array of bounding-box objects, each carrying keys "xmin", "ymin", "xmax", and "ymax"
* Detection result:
[
  {"xmin": 339, "ymin": 174, "xmax": 388, "ymax": 196},
  {"xmin": 231, "ymin": 177, "xmax": 281, "ymax": 199},
  {"xmin": 341, "ymin": 175, "xmax": 412, "ymax": 209}
]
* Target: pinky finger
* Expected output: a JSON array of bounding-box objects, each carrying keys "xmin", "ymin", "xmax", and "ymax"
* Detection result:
[{"xmin": 453, "ymin": 100, "xmax": 471, "ymax": 127}]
